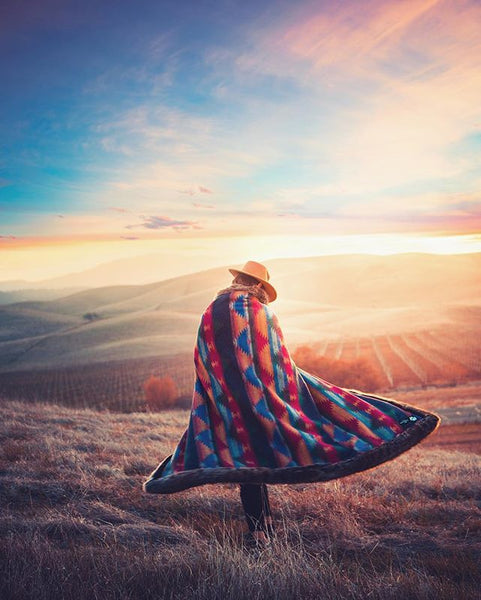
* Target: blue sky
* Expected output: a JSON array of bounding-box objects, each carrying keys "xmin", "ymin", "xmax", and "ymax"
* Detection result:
[{"xmin": 1, "ymin": 0, "xmax": 481, "ymax": 279}]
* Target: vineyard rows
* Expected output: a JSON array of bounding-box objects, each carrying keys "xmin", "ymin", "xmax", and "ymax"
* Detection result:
[
  {"xmin": 0, "ymin": 327, "xmax": 479, "ymax": 411},
  {"xmin": 0, "ymin": 353, "xmax": 195, "ymax": 412},
  {"xmin": 318, "ymin": 329, "xmax": 478, "ymax": 389}
]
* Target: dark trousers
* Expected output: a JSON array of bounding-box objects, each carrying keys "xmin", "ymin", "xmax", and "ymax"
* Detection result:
[{"xmin": 239, "ymin": 483, "xmax": 273, "ymax": 533}]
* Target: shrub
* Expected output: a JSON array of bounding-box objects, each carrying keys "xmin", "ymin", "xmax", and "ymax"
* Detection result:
[
  {"xmin": 82, "ymin": 312, "xmax": 101, "ymax": 322},
  {"xmin": 143, "ymin": 375, "xmax": 178, "ymax": 411},
  {"xmin": 292, "ymin": 344, "xmax": 383, "ymax": 391}
]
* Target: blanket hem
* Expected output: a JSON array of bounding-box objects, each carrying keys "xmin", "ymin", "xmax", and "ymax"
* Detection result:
[{"xmin": 143, "ymin": 392, "xmax": 441, "ymax": 494}]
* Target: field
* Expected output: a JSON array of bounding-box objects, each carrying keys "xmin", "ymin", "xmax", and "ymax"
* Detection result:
[
  {"xmin": 0, "ymin": 399, "xmax": 480, "ymax": 600},
  {"xmin": 334, "ymin": 327, "xmax": 478, "ymax": 390},
  {"xmin": 0, "ymin": 353, "xmax": 195, "ymax": 412},
  {"xmin": 421, "ymin": 423, "xmax": 481, "ymax": 454},
  {"xmin": 0, "ymin": 322, "xmax": 479, "ymax": 413},
  {"xmin": 1, "ymin": 253, "xmax": 480, "ymax": 597}
]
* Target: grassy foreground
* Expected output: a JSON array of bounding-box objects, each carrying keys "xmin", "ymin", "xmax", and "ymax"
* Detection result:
[{"xmin": 0, "ymin": 399, "xmax": 480, "ymax": 600}]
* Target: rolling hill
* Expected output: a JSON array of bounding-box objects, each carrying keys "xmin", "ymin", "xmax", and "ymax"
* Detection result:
[
  {"xmin": 0, "ymin": 252, "xmax": 479, "ymax": 374},
  {"xmin": 0, "ymin": 287, "xmax": 85, "ymax": 305}
]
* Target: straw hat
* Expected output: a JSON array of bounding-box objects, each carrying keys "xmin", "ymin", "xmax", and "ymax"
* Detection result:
[{"xmin": 228, "ymin": 260, "xmax": 277, "ymax": 302}]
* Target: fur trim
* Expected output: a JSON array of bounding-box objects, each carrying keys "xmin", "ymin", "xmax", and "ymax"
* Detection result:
[
  {"xmin": 144, "ymin": 391, "xmax": 440, "ymax": 494},
  {"xmin": 215, "ymin": 282, "xmax": 269, "ymax": 304}
]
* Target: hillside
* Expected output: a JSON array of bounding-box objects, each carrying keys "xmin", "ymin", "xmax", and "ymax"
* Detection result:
[
  {"xmin": 0, "ymin": 251, "xmax": 224, "ymax": 290},
  {"xmin": 0, "ymin": 287, "xmax": 85, "ymax": 305},
  {"xmin": 0, "ymin": 253, "xmax": 479, "ymax": 374}
]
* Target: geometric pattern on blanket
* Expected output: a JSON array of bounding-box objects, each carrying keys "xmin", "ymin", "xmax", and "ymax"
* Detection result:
[{"xmin": 144, "ymin": 289, "xmax": 440, "ymax": 494}]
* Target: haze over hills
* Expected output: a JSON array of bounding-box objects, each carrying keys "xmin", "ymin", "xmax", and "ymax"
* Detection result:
[
  {"xmin": 0, "ymin": 280, "xmax": 37, "ymax": 291},
  {"xmin": 0, "ymin": 252, "xmax": 220, "ymax": 291},
  {"xmin": 0, "ymin": 252, "xmax": 479, "ymax": 373},
  {"xmin": 0, "ymin": 288, "xmax": 85, "ymax": 305}
]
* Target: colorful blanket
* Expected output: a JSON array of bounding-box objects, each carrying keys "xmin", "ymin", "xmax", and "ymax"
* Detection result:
[{"xmin": 144, "ymin": 285, "xmax": 440, "ymax": 494}]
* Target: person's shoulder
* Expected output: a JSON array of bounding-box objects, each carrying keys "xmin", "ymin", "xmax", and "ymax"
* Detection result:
[
  {"xmin": 214, "ymin": 286, "xmax": 233, "ymax": 300},
  {"xmin": 216, "ymin": 283, "xmax": 270, "ymax": 305}
]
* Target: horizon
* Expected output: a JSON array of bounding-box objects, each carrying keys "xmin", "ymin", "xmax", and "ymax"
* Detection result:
[{"xmin": 1, "ymin": 231, "xmax": 480, "ymax": 286}]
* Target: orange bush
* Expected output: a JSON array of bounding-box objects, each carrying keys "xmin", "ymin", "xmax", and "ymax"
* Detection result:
[
  {"xmin": 292, "ymin": 344, "xmax": 383, "ymax": 391},
  {"xmin": 143, "ymin": 375, "xmax": 178, "ymax": 411}
]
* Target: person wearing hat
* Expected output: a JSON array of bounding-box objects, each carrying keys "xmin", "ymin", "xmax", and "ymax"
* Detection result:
[
  {"xmin": 224, "ymin": 261, "xmax": 277, "ymax": 547},
  {"xmin": 227, "ymin": 260, "xmax": 277, "ymax": 303},
  {"xmin": 144, "ymin": 260, "xmax": 440, "ymax": 551}
]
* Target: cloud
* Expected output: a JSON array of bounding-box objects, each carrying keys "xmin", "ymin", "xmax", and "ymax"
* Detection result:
[
  {"xmin": 93, "ymin": 105, "xmax": 216, "ymax": 160},
  {"xmin": 208, "ymin": 0, "xmax": 481, "ymax": 195},
  {"xmin": 108, "ymin": 206, "xmax": 131, "ymax": 213},
  {"xmin": 177, "ymin": 186, "xmax": 213, "ymax": 198},
  {"xmin": 120, "ymin": 235, "xmax": 139, "ymax": 240},
  {"xmin": 279, "ymin": 0, "xmax": 443, "ymax": 77},
  {"xmin": 98, "ymin": 101, "xmax": 283, "ymax": 203},
  {"xmin": 0, "ymin": 235, "xmax": 17, "ymax": 239},
  {"xmin": 9, "ymin": 0, "xmax": 479, "ymax": 241},
  {"xmin": 126, "ymin": 215, "xmax": 200, "ymax": 231},
  {"xmin": 223, "ymin": 0, "xmax": 447, "ymax": 88},
  {"xmin": 333, "ymin": 189, "xmax": 481, "ymax": 224},
  {"xmin": 193, "ymin": 202, "xmax": 215, "ymax": 209},
  {"xmin": 100, "ymin": 137, "xmax": 134, "ymax": 156}
]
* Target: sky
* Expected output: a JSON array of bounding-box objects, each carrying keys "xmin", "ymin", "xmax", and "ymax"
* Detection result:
[{"xmin": 1, "ymin": 0, "xmax": 481, "ymax": 282}]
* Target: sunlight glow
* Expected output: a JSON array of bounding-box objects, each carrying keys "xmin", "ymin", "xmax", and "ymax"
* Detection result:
[{"xmin": 1, "ymin": 233, "xmax": 479, "ymax": 285}]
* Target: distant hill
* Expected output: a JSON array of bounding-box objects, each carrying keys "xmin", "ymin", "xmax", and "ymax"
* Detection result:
[
  {"xmin": 0, "ymin": 280, "xmax": 33, "ymax": 291},
  {"xmin": 0, "ymin": 287, "xmax": 85, "ymax": 305},
  {"xmin": 0, "ymin": 252, "xmax": 479, "ymax": 372},
  {"xmin": 0, "ymin": 251, "xmax": 203, "ymax": 290}
]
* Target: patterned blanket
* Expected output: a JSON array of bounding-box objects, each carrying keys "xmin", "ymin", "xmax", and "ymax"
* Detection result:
[{"xmin": 144, "ymin": 285, "xmax": 440, "ymax": 494}]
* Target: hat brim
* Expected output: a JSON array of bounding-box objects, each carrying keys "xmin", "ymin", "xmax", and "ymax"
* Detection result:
[{"xmin": 228, "ymin": 268, "xmax": 277, "ymax": 302}]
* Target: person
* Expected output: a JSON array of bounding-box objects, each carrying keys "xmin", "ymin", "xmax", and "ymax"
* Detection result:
[
  {"xmin": 144, "ymin": 260, "xmax": 440, "ymax": 550},
  {"xmin": 228, "ymin": 268, "xmax": 276, "ymax": 547}
]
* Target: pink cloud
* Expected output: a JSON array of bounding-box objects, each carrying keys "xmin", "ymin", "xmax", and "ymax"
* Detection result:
[
  {"xmin": 109, "ymin": 206, "xmax": 131, "ymax": 213},
  {"xmin": 193, "ymin": 202, "xmax": 215, "ymax": 209},
  {"xmin": 281, "ymin": 0, "xmax": 442, "ymax": 71},
  {"xmin": 235, "ymin": 0, "xmax": 480, "ymax": 94},
  {"xmin": 126, "ymin": 215, "xmax": 200, "ymax": 231},
  {"xmin": 178, "ymin": 186, "xmax": 213, "ymax": 196},
  {"xmin": 230, "ymin": 0, "xmax": 481, "ymax": 193}
]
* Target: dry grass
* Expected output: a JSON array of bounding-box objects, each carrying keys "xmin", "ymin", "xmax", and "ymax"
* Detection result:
[
  {"xmin": 421, "ymin": 423, "xmax": 481, "ymax": 454},
  {"xmin": 1, "ymin": 399, "xmax": 480, "ymax": 600}
]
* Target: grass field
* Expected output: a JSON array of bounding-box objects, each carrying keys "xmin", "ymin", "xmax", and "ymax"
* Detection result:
[
  {"xmin": 1, "ymin": 399, "xmax": 480, "ymax": 600},
  {"xmin": 421, "ymin": 422, "xmax": 481, "ymax": 454}
]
